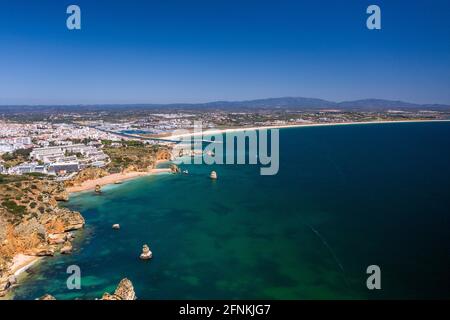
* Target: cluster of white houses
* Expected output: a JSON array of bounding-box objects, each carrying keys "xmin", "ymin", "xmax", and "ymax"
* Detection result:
[
  {"xmin": 0, "ymin": 137, "xmax": 33, "ymax": 153},
  {"xmin": 3, "ymin": 143, "xmax": 110, "ymax": 177}
]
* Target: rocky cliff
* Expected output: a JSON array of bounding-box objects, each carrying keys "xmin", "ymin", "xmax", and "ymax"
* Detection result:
[
  {"xmin": 0, "ymin": 176, "xmax": 84, "ymax": 296},
  {"xmin": 64, "ymin": 167, "xmax": 109, "ymax": 188},
  {"xmin": 101, "ymin": 278, "xmax": 137, "ymax": 300},
  {"xmin": 104, "ymin": 144, "xmax": 172, "ymax": 173}
]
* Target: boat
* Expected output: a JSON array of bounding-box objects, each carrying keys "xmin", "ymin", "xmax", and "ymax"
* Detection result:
[{"xmin": 210, "ymin": 171, "xmax": 217, "ymax": 180}]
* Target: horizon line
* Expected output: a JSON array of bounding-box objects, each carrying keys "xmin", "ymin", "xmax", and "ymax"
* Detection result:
[{"xmin": 0, "ymin": 96, "xmax": 449, "ymax": 107}]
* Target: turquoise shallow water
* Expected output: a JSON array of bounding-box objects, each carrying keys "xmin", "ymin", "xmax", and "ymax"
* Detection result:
[{"xmin": 11, "ymin": 122, "xmax": 450, "ymax": 299}]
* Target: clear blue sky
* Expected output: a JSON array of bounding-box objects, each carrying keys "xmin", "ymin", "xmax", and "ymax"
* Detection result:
[{"xmin": 0, "ymin": 0, "xmax": 449, "ymax": 105}]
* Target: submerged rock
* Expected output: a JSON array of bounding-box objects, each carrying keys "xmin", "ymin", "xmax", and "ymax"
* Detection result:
[
  {"xmin": 139, "ymin": 244, "xmax": 152, "ymax": 260},
  {"xmin": 102, "ymin": 278, "xmax": 136, "ymax": 300}
]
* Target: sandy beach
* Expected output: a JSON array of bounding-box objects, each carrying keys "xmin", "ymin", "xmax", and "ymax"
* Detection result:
[
  {"xmin": 66, "ymin": 168, "xmax": 172, "ymax": 193},
  {"xmin": 0, "ymin": 254, "xmax": 42, "ymax": 300},
  {"xmin": 168, "ymin": 119, "xmax": 450, "ymax": 140},
  {"xmin": 11, "ymin": 254, "xmax": 42, "ymax": 277}
]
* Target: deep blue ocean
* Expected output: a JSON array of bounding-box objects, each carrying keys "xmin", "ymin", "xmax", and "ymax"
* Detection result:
[{"xmin": 11, "ymin": 122, "xmax": 450, "ymax": 299}]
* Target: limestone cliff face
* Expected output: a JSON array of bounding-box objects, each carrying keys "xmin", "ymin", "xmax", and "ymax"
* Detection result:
[
  {"xmin": 103, "ymin": 144, "xmax": 172, "ymax": 173},
  {"xmin": 156, "ymin": 149, "xmax": 172, "ymax": 161},
  {"xmin": 0, "ymin": 177, "xmax": 84, "ymax": 296},
  {"xmin": 64, "ymin": 167, "xmax": 109, "ymax": 188}
]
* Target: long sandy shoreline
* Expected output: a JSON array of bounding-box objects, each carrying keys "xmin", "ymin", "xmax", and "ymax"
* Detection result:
[
  {"xmin": 66, "ymin": 168, "xmax": 172, "ymax": 194},
  {"xmin": 168, "ymin": 119, "xmax": 450, "ymax": 140}
]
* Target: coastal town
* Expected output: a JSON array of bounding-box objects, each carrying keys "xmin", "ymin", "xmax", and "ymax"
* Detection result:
[
  {"xmin": 1, "ymin": 103, "xmax": 450, "ymax": 179},
  {"xmin": 0, "ymin": 122, "xmax": 116, "ymax": 178},
  {"xmin": 1, "ymin": 103, "xmax": 450, "ymax": 299}
]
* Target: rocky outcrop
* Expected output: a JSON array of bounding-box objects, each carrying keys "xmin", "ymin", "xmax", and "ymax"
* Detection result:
[
  {"xmin": 0, "ymin": 275, "xmax": 12, "ymax": 296},
  {"xmin": 170, "ymin": 164, "xmax": 180, "ymax": 173},
  {"xmin": 0, "ymin": 177, "xmax": 84, "ymax": 297},
  {"xmin": 156, "ymin": 149, "xmax": 172, "ymax": 161},
  {"xmin": 102, "ymin": 278, "xmax": 136, "ymax": 300},
  {"xmin": 35, "ymin": 279, "xmax": 136, "ymax": 300},
  {"xmin": 64, "ymin": 167, "xmax": 109, "ymax": 188},
  {"xmin": 24, "ymin": 247, "xmax": 55, "ymax": 257},
  {"xmin": 37, "ymin": 294, "xmax": 56, "ymax": 300},
  {"xmin": 41, "ymin": 207, "xmax": 85, "ymax": 233},
  {"xmin": 139, "ymin": 244, "xmax": 152, "ymax": 260},
  {"xmin": 60, "ymin": 241, "xmax": 73, "ymax": 254},
  {"xmin": 47, "ymin": 233, "xmax": 66, "ymax": 245}
]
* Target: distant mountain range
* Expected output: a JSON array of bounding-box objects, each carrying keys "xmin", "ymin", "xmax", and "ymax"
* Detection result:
[
  {"xmin": 187, "ymin": 97, "xmax": 450, "ymax": 110},
  {"xmin": 1, "ymin": 97, "xmax": 449, "ymax": 113}
]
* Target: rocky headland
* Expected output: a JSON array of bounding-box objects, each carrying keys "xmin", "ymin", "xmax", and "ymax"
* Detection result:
[{"xmin": 0, "ymin": 176, "xmax": 84, "ymax": 297}]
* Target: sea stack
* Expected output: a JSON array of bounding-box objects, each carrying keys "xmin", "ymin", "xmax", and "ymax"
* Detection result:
[
  {"xmin": 112, "ymin": 224, "xmax": 120, "ymax": 230},
  {"xmin": 95, "ymin": 184, "xmax": 102, "ymax": 194},
  {"xmin": 170, "ymin": 164, "xmax": 181, "ymax": 173},
  {"xmin": 101, "ymin": 278, "xmax": 136, "ymax": 300},
  {"xmin": 210, "ymin": 171, "xmax": 218, "ymax": 180},
  {"xmin": 60, "ymin": 241, "xmax": 73, "ymax": 254},
  {"xmin": 139, "ymin": 244, "xmax": 153, "ymax": 260}
]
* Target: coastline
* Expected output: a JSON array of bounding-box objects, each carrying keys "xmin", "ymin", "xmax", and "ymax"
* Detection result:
[
  {"xmin": 0, "ymin": 255, "xmax": 42, "ymax": 300},
  {"xmin": 168, "ymin": 119, "xmax": 450, "ymax": 140},
  {"xmin": 11, "ymin": 254, "xmax": 42, "ymax": 278},
  {"xmin": 3, "ymin": 168, "xmax": 173, "ymax": 299},
  {"xmin": 66, "ymin": 168, "xmax": 172, "ymax": 194},
  {"xmin": 4, "ymin": 119, "xmax": 449, "ymax": 299}
]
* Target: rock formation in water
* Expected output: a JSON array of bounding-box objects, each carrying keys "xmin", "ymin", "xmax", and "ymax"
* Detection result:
[
  {"xmin": 101, "ymin": 278, "xmax": 137, "ymax": 300},
  {"xmin": 36, "ymin": 278, "xmax": 136, "ymax": 300},
  {"xmin": 94, "ymin": 184, "xmax": 102, "ymax": 194},
  {"xmin": 60, "ymin": 241, "xmax": 73, "ymax": 254},
  {"xmin": 37, "ymin": 294, "xmax": 56, "ymax": 300},
  {"xmin": 139, "ymin": 244, "xmax": 152, "ymax": 260},
  {"xmin": 170, "ymin": 164, "xmax": 181, "ymax": 173}
]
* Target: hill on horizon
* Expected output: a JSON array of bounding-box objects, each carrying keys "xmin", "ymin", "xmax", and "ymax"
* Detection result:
[{"xmin": 1, "ymin": 97, "xmax": 449, "ymax": 113}]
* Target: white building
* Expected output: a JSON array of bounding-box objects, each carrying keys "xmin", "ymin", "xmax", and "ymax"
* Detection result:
[
  {"xmin": 0, "ymin": 144, "xmax": 14, "ymax": 153},
  {"xmin": 30, "ymin": 146, "xmax": 65, "ymax": 162},
  {"xmin": 8, "ymin": 162, "xmax": 47, "ymax": 175}
]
